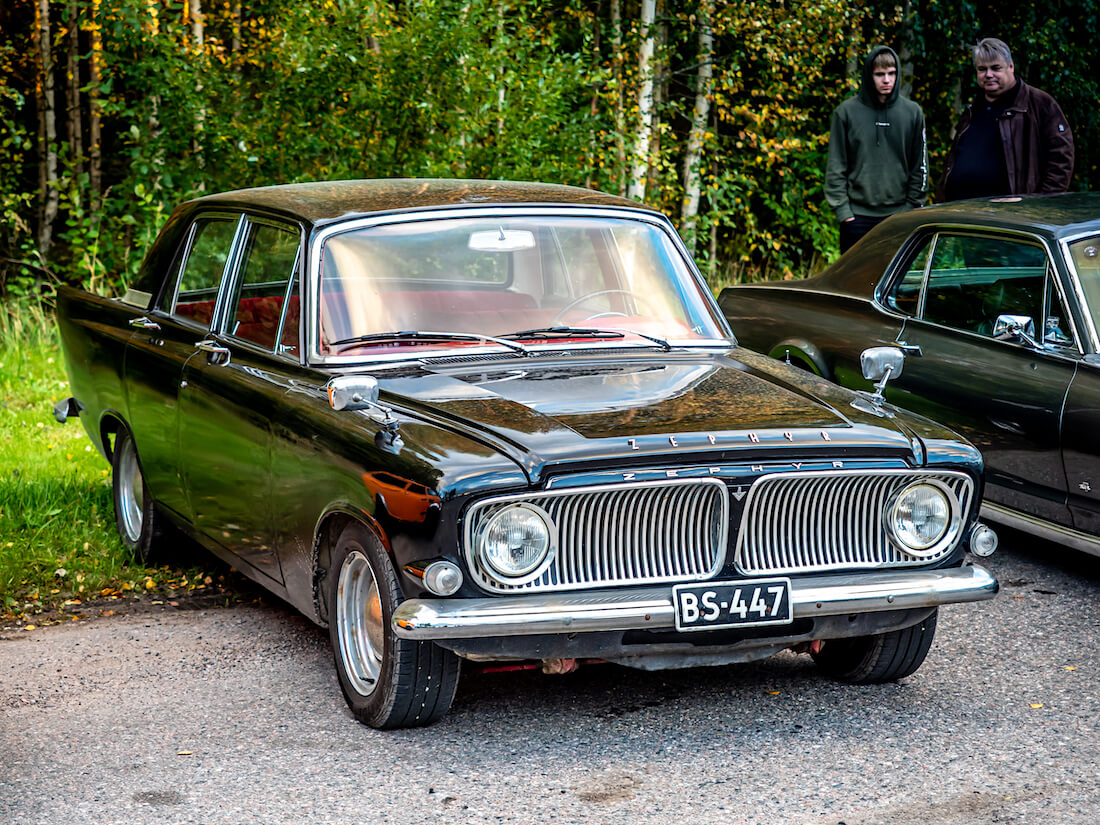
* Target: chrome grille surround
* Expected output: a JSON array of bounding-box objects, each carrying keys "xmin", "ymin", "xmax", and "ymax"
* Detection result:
[
  {"xmin": 464, "ymin": 478, "xmax": 729, "ymax": 594},
  {"xmin": 734, "ymin": 469, "xmax": 974, "ymax": 575}
]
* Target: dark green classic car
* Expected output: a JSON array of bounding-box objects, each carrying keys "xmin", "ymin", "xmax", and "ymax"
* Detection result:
[
  {"xmin": 720, "ymin": 193, "xmax": 1100, "ymax": 560},
  {"xmin": 56, "ymin": 179, "xmax": 997, "ymax": 729}
]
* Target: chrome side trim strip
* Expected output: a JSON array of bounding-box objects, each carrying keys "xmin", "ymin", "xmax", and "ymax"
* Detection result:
[
  {"xmin": 392, "ymin": 564, "xmax": 998, "ymax": 640},
  {"xmin": 982, "ymin": 501, "xmax": 1100, "ymax": 559}
]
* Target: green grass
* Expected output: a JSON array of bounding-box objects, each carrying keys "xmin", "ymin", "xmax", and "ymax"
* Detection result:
[{"xmin": 0, "ymin": 304, "xmax": 233, "ymax": 624}]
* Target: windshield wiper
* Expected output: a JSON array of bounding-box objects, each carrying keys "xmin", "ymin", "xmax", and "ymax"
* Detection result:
[
  {"xmin": 500, "ymin": 326, "xmax": 625, "ymax": 341},
  {"xmin": 501, "ymin": 326, "xmax": 671, "ymax": 352},
  {"xmin": 330, "ymin": 330, "xmax": 529, "ymax": 355}
]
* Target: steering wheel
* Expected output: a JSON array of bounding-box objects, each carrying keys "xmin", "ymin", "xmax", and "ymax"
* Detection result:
[{"xmin": 551, "ymin": 289, "xmax": 657, "ymax": 325}]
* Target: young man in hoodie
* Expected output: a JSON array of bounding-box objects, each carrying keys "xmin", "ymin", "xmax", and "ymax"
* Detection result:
[{"xmin": 826, "ymin": 46, "xmax": 928, "ymax": 253}]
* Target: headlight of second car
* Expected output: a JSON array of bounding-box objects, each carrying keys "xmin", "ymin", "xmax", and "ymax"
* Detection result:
[
  {"xmin": 476, "ymin": 503, "xmax": 557, "ymax": 584},
  {"xmin": 887, "ymin": 481, "xmax": 958, "ymax": 557}
]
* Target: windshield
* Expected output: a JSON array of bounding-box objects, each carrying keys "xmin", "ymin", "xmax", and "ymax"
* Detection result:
[
  {"xmin": 316, "ymin": 215, "xmax": 727, "ymax": 357},
  {"xmin": 1070, "ymin": 235, "xmax": 1100, "ymax": 333}
]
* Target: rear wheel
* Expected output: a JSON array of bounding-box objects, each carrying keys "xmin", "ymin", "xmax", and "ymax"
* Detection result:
[
  {"xmin": 327, "ymin": 522, "xmax": 460, "ymax": 729},
  {"xmin": 111, "ymin": 427, "xmax": 166, "ymax": 564},
  {"xmin": 812, "ymin": 610, "xmax": 938, "ymax": 683}
]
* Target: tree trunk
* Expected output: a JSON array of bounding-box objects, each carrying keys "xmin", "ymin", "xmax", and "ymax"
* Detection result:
[
  {"xmin": 189, "ymin": 0, "xmax": 207, "ymax": 186},
  {"xmin": 89, "ymin": 0, "xmax": 102, "ymax": 204},
  {"xmin": 680, "ymin": 0, "xmax": 714, "ymax": 254},
  {"xmin": 35, "ymin": 0, "xmax": 60, "ymax": 259},
  {"xmin": 626, "ymin": 0, "xmax": 657, "ymax": 201},
  {"xmin": 66, "ymin": 0, "xmax": 83, "ymax": 177},
  {"xmin": 584, "ymin": 1, "xmax": 603, "ymax": 190},
  {"xmin": 609, "ymin": 0, "xmax": 625, "ymax": 195},
  {"xmin": 646, "ymin": 9, "xmax": 667, "ymax": 200},
  {"xmin": 897, "ymin": 0, "xmax": 915, "ymax": 98}
]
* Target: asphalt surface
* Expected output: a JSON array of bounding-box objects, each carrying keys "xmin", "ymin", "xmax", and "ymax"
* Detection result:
[{"xmin": 2, "ymin": 532, "xmax": 1098, "ymax": 825}]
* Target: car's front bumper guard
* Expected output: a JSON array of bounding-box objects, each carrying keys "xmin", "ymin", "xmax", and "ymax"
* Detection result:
[{"xmin": 392, "ymin": 564, "xmax": 997, "ymax": 640}]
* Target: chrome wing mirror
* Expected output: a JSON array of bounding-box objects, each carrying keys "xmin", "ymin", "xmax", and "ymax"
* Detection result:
[
  {"xmin": 859, "ymin": 346, "xmax": 905, "ymax": 405},
  {"xmin": 993, "ymin": 314, "xmax": 1039, "ymax": 348},
  {"xmin": 327, "ymin": 375, "xmax": 380, "ymax": 411},
  {"xmin": 326, "ymin": 375, "xmax": 404, "ymax": 454}
]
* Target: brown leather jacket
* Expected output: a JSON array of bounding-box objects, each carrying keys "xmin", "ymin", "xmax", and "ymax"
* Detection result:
[{"xmin": 937, "ymin": 81, "xmax": 1074, "ymax": 200}]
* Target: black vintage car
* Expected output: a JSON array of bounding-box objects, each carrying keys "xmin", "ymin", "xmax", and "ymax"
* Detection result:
[
  {"xmin": 720, "ymin": 193, "xmax": 1100, "ymax": 559},
  {"xmin": 56, "ymin": 179, "xmax": 998, "ymax": 729}
]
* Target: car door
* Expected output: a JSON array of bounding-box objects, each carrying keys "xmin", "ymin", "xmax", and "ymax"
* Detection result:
[
  {"xmin": 123, "ymin": 212, "xmax": 243, "ymax": 521},
  {"xmin": 177, "ymin": 215, "xmax": 304, "ymax": 584},
  {"xmin": 1056, "ymin": 233, "xmax": 1100, "ymax": 541},
  {"xmin": 880, "ymin": 230, "xmax": 1077, "ymax": 526}
]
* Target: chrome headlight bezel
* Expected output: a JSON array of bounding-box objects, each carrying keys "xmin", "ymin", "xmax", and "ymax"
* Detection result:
[
  {"xmin": 884, "ymin": 479, "xmax": 962, "ymax": 559},
  {"xmin": 473, "ymin": 502, "xmax": 558, "ymax": 585}
]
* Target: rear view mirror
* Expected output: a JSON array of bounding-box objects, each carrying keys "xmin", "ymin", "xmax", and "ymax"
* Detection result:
[{"xmin": 468, "ymin": 228, "xmax": 536, "ymax": 252}]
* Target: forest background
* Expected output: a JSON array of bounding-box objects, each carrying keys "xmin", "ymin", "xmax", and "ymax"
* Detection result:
[{"xmin": 2, "ymin": 0, "xmax": 1098, "ymax": 306}]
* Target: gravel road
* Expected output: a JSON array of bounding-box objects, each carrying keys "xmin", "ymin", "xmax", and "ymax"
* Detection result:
[{"xmin": 3, "ymin": 533, "xmax": 1098, "ymax": 825}]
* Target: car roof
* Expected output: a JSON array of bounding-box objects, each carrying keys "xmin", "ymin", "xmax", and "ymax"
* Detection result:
[
  {"xmin": 813, "ymin": 192, "xmax": 1100, "ymax": 298},
  {"xmin": 186, "ymin": 178, "xmax": 659, "ymax": 226}
]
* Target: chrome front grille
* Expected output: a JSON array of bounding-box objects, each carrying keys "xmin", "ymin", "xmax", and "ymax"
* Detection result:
[
  {"xmin": 735, "ymin": 469, "xmax": 974, "ymax": 574},
  {"xmin": 464, "ymin": 478, "xmax": 728, "ymax": 593}
]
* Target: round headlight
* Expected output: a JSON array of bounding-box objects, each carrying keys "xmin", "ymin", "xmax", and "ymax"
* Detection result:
[
  {"xmin": 888, "ymin": 482, "xmax": 952, "ymax": 555},
  {"xmin": 479, "ymin": 504, "xmax": 555, "ymax": 582}
]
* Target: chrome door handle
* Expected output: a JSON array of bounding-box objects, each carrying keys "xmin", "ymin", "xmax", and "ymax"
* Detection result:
[
  {"xmin": 894, "ymin": 340, "xmax": 922, "ymax": 356},
  {"xmin": 129, "ymin": 316, "xmax": 161, "ymax": 330},
  {"xmin": 195, "ymin": 339, "xmax": 231, "ymax": 364}
]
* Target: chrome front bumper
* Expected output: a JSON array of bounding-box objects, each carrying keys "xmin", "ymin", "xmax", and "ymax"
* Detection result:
[{"xmin": 392, "ymin": 564, "xmax": 998, "ymax": 640}]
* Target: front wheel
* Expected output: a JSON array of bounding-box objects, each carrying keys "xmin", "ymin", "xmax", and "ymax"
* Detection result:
[
  {"xmin": 327, "ymin": 522, "xmax": 460, "ymax": 729},
  {"xmin": 811, "ymin": 610, "xmax": 938, "ymax": 683},
  {"xmin": 111, "ymin": 426, "xmax": 166, "ymax": 564}
]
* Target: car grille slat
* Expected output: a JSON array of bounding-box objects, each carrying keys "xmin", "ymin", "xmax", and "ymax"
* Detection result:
[
  {"xmin": 464, "ymin": 479, "xmax": 729, "ymax": 594},
  {"xmin": 735, "ymin": 470, "xmax": 974, "ymax": 575}
]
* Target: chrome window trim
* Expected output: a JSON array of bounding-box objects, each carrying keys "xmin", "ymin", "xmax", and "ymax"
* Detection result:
[
  {"xmin": 222, "ymin": 214, "xmax": 306, "ymax": 361},
  {"xmin": 167, "ymin": 211, "xmax": 246, "ymax": 330},
  {"xmin": 305, "ymin": 206, "xmax": 731, "ymax": 366},
  {"xmin": 879, "ymin": 225, "xmax": 1084, "ymax": 357},
  {"xmin": 462, "ymin": 477, "xmax": 730, "ymax": 594}
]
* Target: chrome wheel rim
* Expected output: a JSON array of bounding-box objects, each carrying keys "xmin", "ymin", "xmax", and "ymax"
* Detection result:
[
  {"xmin": 117, "ymin": 438, "xmax": 144, "ymax": 543},
  {"xmin": 336, "ymin": 549, "xmax": 384, "ymax": 697}
]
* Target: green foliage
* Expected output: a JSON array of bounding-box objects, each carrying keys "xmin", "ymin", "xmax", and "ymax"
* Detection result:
[
  {"xmin": 0, "ymin": 310, "xmax": 228, "ymax": 619},
  {"xmin": 1, "ymin": 0, "xmax": 1097, "ymax": 298}
]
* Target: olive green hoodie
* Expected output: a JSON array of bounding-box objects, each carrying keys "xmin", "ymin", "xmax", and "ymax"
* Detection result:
[{"xmin": 825, "ymin": 46, "xmax": 928, "ymax": 222}]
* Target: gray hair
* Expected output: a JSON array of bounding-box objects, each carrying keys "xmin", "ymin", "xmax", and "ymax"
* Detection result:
[{"xmin": 973, "ymin": 37, "xmax": 1012, "ymax": 67}]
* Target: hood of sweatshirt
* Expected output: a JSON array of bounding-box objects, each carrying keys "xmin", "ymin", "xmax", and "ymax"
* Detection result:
[{"xmin": 858, "ymin": 45, "xmax": 901, "ymax": 110}]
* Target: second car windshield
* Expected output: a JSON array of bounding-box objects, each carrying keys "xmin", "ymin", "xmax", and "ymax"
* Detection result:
[
  {"xmin": 316, "ymin": 215, "xmax": 726, "ymax": 356},
  {"xmin": 1070, "ymin": 234, "xmax": 1100, "ymax": 334}
]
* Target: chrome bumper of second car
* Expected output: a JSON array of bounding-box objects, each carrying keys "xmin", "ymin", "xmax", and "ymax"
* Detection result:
[{"xmin": 392, "ymin": 564, "xmax": 998, "ymax": 640}]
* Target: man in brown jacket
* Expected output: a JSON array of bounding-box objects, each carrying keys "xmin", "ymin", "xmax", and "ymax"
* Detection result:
[{"xmin": 939, "ymin": 38, "xmax": 1074, "ymax": 201}]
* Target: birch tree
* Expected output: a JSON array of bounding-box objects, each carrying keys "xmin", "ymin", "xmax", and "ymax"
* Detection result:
[
  {"xmin": 626, "ymin": 0, "xmax": 656, "ymax": 201},
  {"xmin": 680, "ymin": 0, "xmax": 714, "ymax": 254},
  {"xmin": 34, "ymin": 0, "xmax": 59, "ymax": 258}
]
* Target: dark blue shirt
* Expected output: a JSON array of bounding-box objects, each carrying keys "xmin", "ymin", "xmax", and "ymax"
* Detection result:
[{"xmin": 944, "ymin": 83, "xmax": 1019, "ymax": 201}]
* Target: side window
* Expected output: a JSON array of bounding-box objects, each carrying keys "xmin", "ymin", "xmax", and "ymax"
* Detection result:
[
  {"xmin": 227, "ymin": 220, "xmax": 302, "ymax": 354},
  {"xmin": 171, "ymin": 217, "xmax": 239, "ymax": 328},
  {"xmin": 920, "ymin": 234, "xmax": 1048, "ymax": 337},
  {"xmin": 885, "ymin": 238, "xmax": 932, "ymax": 316}
]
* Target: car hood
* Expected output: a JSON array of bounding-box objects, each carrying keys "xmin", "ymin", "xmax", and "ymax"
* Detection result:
[{"xmin": 371, "ymin": 348, "xmax": 924, "ymax": 478}]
